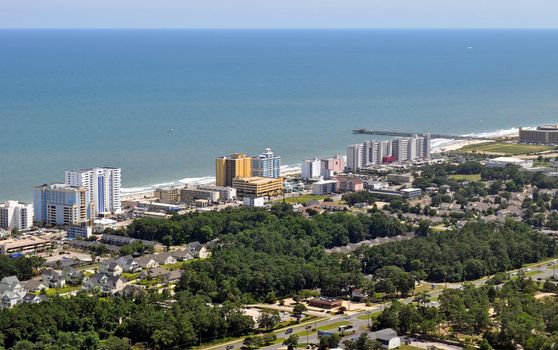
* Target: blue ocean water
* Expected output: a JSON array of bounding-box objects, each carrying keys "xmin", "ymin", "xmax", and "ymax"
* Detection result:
[{"xmin": 1, "ymin": 29, "xmax": 558, "ymax": 201}]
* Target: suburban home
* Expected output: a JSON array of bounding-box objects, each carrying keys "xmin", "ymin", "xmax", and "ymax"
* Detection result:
[
  {"xmin": 154, "ymin": 252, "xmax": 177, "ymax": 265},
  {"xmin": 0, "ymin": 276, "xmax": 26, "ymax": 296},
  {"xmin": 134, "ymin": 256, "xmax": 159, "ymax": 270},
  {"xmin": 140, "ymin": 266, "xmax": 167, "ymax": 280},
  {"xmin": 118, "ymin": 284, "xmax": 144, "ymax": 298},
  {"xmin": 171, "ymin": 249, "xmax": 193, "ymax": 262},
  {"xmin": 99, "ymin": 260, "xmax": 124, "ymax": 277},
  {"xmin": 187, "ymin": 241, "xmax": 210, "ymax": 259},
  {"xmin": 116, "ymin": 255, "xmax": 141, "ymax": 272},
  {"xmin": 62, "ymin": 266, "xmax": 84, "ymax": 286},
  {"xmin": 370, "ymin": 328, "xmax": 401, "ymax": 349},
  {"xmin": 1, "ymin": 291, "xmax": 21, "ymax": 308},
  {"xmin": 23, "ymin": 293, "xmax": 48, "ymax": 304},
  {"xmin": 84, "ymin": 273, "xmax": 126, "ymax": 294},
  {"xmin": 164, "ymin": 270, "xmax": 184, "ymax": 283},
  {"xmin": 42, "ymin": 269, "xmax": 66, "ymax": 289},
  {"xmin": 24, "ymin": 279, "xmax": 49, "ymax": 293}
]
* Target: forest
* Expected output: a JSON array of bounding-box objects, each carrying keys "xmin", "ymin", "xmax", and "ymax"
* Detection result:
[
  {"xmin": 377, "ymin": 276, "xmax": 558, "ymax": 350},
  {"xmin": 1, "ymin": 204, "xmax": 556, "ymax": 349}
]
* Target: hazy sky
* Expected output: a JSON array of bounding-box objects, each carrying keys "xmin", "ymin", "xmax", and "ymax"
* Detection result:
[{"xmin": 1, "ymin": 0, "xmax": 557, "ymax": 29}]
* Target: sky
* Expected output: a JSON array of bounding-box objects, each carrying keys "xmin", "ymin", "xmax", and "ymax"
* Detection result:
[{"xmin": 0, "ymin": 0, "xmax": 557, "ymax": 29}]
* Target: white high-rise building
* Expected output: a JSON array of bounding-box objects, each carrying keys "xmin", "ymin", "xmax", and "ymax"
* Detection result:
[
  {"xmin": 301, "ymin": 158, "xmax": 321, "ymax": 180},
  {"xmin": 347, "ymin": 144, "xmax": 364, "ymax": 172},
  {"xmin": 65, "ymin": 167, "xmax": 122, "ymax": 216},
  {"xmin": 0, "ymin": 201, "xmax": 33, "ymax": 231},
  {"xmin": 347, "ymin": 134, "xmax": 431, "ymax": 171}
]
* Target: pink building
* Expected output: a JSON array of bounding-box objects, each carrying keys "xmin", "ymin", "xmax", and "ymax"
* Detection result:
[
  {"xmin": 335, "ymin": 176, "xmax": 364, "ymax": 192},
  {"xmin": 321, "ymin": 155, "xmax": 345, "ymax": 176}
]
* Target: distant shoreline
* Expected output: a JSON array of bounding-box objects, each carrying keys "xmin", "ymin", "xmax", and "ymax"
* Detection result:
[{"xmin": 121, "ymin": 127, "xmax": 523, "ymax": 198}]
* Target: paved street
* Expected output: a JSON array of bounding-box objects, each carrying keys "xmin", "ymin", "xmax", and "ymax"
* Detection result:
[{"xmin": 202, "ymin": 258, "xmax": 558, "ymax": 350}]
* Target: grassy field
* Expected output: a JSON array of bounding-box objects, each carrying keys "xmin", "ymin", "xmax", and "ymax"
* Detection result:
[
  {"xmin": 458, "ymin": 142, "xmax": 554, "ymax": 155},
  {"xmin": 316, "ymin": 320, "xmax": 350, "ymax": 332},
  {"xmin": 45, "ymin": 285, "xmax": 81, "ymax": 296},
  {"xmin": 281, "ymin": 194, "xmax": 329, "ymax": 204},
  {"xmin": 448, "ymin": 173, "xmax": 482, "ymax": 181}
]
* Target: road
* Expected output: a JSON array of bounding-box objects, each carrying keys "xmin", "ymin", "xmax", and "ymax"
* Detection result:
[{"xmin": 202, "ymin": 258, "xmax": 558, "ymax": 350}]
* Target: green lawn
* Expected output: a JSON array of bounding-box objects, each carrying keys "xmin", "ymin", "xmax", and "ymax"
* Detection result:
[
  {"xmin": 356, "ymin": 311, "xmax": 380, "ymax": 321},
  {"xmin": 448, "ymin": 174, "xmax": 482, "ymax": 181},
  {"xmin": 162, "ymin": 262, "xmax": 185, "ymax": 271},
  {"xmin": 459, "ymin": 142, "xmax": 554, "ymax": 155},
  {"xmin": 45, "ymin": 285, "xmax": 81, "ymax": 296},
  {"xmin": 121, "ymin": 272, "xmax": 140, "ymax": 280},
  {"xmin": 414, "ymin": 283, "xmax": 442, "ymax": 294},
  {"xmin": 280, "ymin": 195, "xmax": 329, "ymax": 204},
  {"xmin": 316, "ymin": 321, "xmax": 349, "ymax": 332}
]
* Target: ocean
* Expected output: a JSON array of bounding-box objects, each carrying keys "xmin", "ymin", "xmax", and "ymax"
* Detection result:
[{"xmin": 1, "ymin": 29, "xmax": 558, "ymax": 201}]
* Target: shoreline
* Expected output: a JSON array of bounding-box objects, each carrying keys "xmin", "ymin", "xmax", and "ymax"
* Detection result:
[{"xmin": 121, "ymin": 127, "xmax": 522, "ymax": 198}]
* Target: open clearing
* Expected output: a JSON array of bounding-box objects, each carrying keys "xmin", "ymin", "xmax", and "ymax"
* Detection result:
[{"xmin": 458, "ymin": 142, "xmax": 554, "ymax": 155}]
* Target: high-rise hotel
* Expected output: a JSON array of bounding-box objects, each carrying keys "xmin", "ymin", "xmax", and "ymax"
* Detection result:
[
  {"xmin": 33, "ymin": 184, "xmax": 90, "ymax": 226},
  {"xmin": 251, "ymin": 148, "xmax": 281, "ymax": 178},
  {"xmin": 0, "ymin": 201, "xmax": 33, "ymax": 231},
  {"xmin": 215, "ymin": 153, "xmax": 252, "ymax": 187},
  {"xmin": 347, "ymin": 133, "xmax": 431, "ymax": 171},
  {"xmin": 65, "ymin": 167, "xmax": 122, "ymax": 216}
]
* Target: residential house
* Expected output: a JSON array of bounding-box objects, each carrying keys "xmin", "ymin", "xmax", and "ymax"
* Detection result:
[
  {"xmin": 172, "ymin": 250, "xmax": 193, "ymax": 262},
  {"xmin": 0, "ymin": 276, "xmax": 27, "ymax": 308},
  {"xmin": 154, "ymin": 252, "xmax": 177, "ymax": 266},
  {"xmin": 164, "ymin": 270, "xmax": 184, "ymax": 283},
  {"xmin": 134, "ymin": 255, "xmax": 159, "ymax": 270},
  {"xmin": 116, "ymin": 255, "xmax": 141, "ymax": 272},
  {"xmin": 369, "ymin": 328, "xmax": 401, "ymax": 349},
  {"xmin": 63, "ymin": 266, "xmax": 83, "ymax": 286},
  {"xmin": 1, "ymin": 291, "xmax": 21, "ymax": 308},
  {"xmin": 24, "ymin": 279, "xmax": 49, "ymax": 293},
  {"xmin": 118, "ymin": 285, "xmax": 144, "ymax": 298},
  {"xmin": 42, "ymin": 269, "xmax": 66, "ymax": 289},
  {"xmin": 140, "ymin": 267, "xmax": 167, "ymax": 280},
  {"xmin": 187, "ymin": 241, "xmax": 210, "ymax": 259},
  {"xmin": 84, "ymin": 273, "xmax": 126, "ymax": 294},
  {"xmin": 23, "ymin": 293, "xmax": 48, "ymax": 304},
  {"xmin": 99, "ymin": 260, "xmax": 124, "ymax": 277}
]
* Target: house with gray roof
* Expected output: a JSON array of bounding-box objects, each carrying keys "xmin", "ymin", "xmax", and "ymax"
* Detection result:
[
  {"xmin": 0, "ymin": 276, "xmax": 27, "ymax": 308},
  {"xmin": 154, "ymin": 251, "xmax": 177, "ymax": 265},
  {"xmin": 42, "ymin": 269, "xmax": 66, "ymax": 289},
  {"xmin": 370, "ymin": 328, "xmax": 401, "ymax": 349},
  {"xmin": 24, "ymin": 279, "xmax": 49, "ymax": 293},
  {"xmin": 83, "ymin": 273, "xmax": 126, "ymax": 294},
  {"xmin": 171, "ymin": 249, "xmax": 193, "ymax": 261}
]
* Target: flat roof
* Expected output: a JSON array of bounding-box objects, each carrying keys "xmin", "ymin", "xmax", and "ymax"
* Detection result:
[{"xmin": 234, "ymin": 177, "xmax": 283, "ymax": 184}]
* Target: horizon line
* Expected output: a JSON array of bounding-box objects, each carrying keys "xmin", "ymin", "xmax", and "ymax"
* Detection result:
[{"xmin": 1, "ymin": 27, "xmax": 558, "ymax": 30}]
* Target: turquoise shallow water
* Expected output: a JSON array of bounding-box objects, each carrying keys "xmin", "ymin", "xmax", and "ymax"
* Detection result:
[{"xmin": 1, "ymin": 29, "xmax": 558, "ymax": 201}]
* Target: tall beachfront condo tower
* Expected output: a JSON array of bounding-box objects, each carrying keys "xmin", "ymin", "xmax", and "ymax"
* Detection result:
[
  {"xmin": 0, "ymin": 201, "xmax": 33, "ymax": 231},
  {"xmin": 347, "ymin": 133, "xmax": 431, "ymax": 171},
  {"xmin": 65, "ymin": 167, "xmax": 122, "ymax": 216},
  {"xmin": 215, "ymin": 153, "xmax": 252, "ymax": 187},
  {"xmin": 252, "ymin": 148, "xmax": 281, "ymax": 178},
  {"xmin": 301, "ymin": 158, "xmax": 321, "ymax": 179},
  {"xmin": 346, "ymin": 144, "xmax": 364, "ymax": 172},
  {"xmin": 321, "ymin": 155, "xmax": 345, "ymax": 177},
  {"xmin": 33, "ymin": 184, "xmax": 90, "ymax": 225}
]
